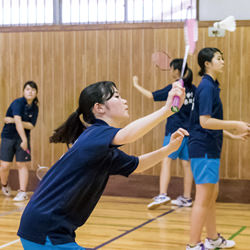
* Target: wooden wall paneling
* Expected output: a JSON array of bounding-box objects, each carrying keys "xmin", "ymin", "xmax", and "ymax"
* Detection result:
[
  {"xmin": 0, "ymin": 34, "xmax": 10, "ymax": 128},
  {"xmin": 96, "ymin": 30, "xmax": 108, "ymax": 81},
  {"xmin": 9, "ymin": 34, "xmax": 21, "ymax": 100},
  {"xmin": 38, "ymin": 32, "xmax": 54, "ymax": 169},
  {"xmin": 152, "ymin": 29, "xmax": 169, "ymax": 176},
  {"xmin": 63, "ymin": 31, "xmax": 77, "ymax": 116},
  {"xmin": 52, "ymin": 32, "xmax": 68, "ymax": 164},
  {"xmin": 85, "ymin": 31, "xmax": 98, "ymax": 85},
  {"xmin": 1, "ymin": 25, "xmax": 250, "ymax": 182},
  {"xmin": 30, "ymin": 32, "xmax": 43, "ymax": 170},
  {"xmin": 119, "ymin": 30, "xmax": 132, "ymax": 155},
  {"xmin": 107, "ymin": 30, "xmax": 120, "ymax": 86},
  {"xmin": 75, "ymin": 31, "xmax": 87, "ymax": 96},
  {"xmin": 131, "ymin": 29, "xmax": 144, "ymax": 160},
  {"xmin": 241, "ymin": 27, "xmax": 250, "ymax": 179},
  {"xmin": 226, "ymin": 28, "xmax": 242, "ymax": 178},
  {"xmin": 141, "ymin": 29, "xmax": 157, "ymax": 175}
]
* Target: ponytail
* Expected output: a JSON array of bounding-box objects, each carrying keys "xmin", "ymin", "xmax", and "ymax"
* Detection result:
[
  {"xmin": 49, "ymin": 110, "xmax": 85, "ymax": 145},
  {"xmin": 50, "ymin": 81, "xmax": 117, "ymax": 146},
  {"xmin": 183, "ymin": 68, "xmax": 193, "ymax": 88},
  {"xmin": 198, "ymin": 67, "xmax": 206, "ymax": 77}
]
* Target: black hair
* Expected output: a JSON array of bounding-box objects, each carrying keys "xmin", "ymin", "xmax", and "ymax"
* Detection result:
[
  {"xmin": 198, "ymin": 48, "xmax": 222, "ymax": 76},
  {"xmin": 23, "ymin": 81, "xmax": 39, "ymax": 105},
  {"xmin": 50, "ymin": 81, "xmax": 117, "ymax": 145},
  {"xmin": 170, "ymin": 58, "xmax": 193, "ymax": 88}
]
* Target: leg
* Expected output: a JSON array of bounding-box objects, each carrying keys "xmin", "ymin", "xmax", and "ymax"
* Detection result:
[
  {"xmin": 16, "ymin": 161, "xmax": 29, "ymax": 192},
  {"xmin": 205, "ymin": 182, "xmax": 219, "ymax": 239},
  {"xmin": 147, "ymin": 157, "xmax": 172, "ymax": 209},
  {"xmin": 0, "ymin": 161, "xmax": 11, "ymax": 186},
  {"xmin": 182, "ymin": 160, "xmax": 193, "ymax": 198},
  {"xmin": 204, "ymin": 182, "xmax": 235, "ymax": 249},
  {"xmin": 189, "ymin": 183, "xmax": 216, "ymax": 245},
  {"xmin": 159, "ymin": 157, "xmax": 172, "ymax": 194}
]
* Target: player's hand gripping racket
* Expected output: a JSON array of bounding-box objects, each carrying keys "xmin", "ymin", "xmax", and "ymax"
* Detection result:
[
  {"xmin": 171, "ymin": 7, "xmax": 198, "ymax": 113},
  {"xmin": 36, "ymin": 164, "xmax": 49, "ymax": 180}
]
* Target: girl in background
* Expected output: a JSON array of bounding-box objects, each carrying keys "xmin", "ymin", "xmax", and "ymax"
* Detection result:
[
  {"xmin": 133, "ymin": 59, "xmax": 196, "ymax": 209},
  {"xmin": 0, "ymin": 81, "xmax": 39, "ymax": 202},
  {"xmin": 187, "ymin": 48, "xmax": 250, "ymax": 250}
]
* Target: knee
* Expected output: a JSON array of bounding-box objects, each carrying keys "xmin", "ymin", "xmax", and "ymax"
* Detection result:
[
  {"xmin": 0, "ymin": 163, "xmax": 10, "ymax": 171},
  {"xmin": 16, "ymin": 162, "xmax": 27, "ymax": 169}
]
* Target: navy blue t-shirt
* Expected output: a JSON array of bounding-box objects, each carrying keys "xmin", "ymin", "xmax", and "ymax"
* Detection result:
[
  {"xmin": 17, "ymin": 119, "xmax": 138, "ymax": 245},
  {"xmin": 152, "ymin": 83, "xmax": 196, "ymax": 134},
  {"xmin": 188, "ymin": 74, "xmax": 223, "ymax": 158},
  {"xmin": 1, "ymin": 97, "xmax": 39, "ymax": 139}
]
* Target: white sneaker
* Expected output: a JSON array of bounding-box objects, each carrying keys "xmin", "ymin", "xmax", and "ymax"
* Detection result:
[
  {"xmin": 13, "ymin": 191, "xmax": 28, "ymax": 202},
  {"xmin": 171, "ymin": 195, "xmax": 192, "ymax": 207},
  {"xmin": 186, "ymin": 242, "xmax": 206, "ymax": 250},
  {"xmin": 147, "ymin": 194, "xmax": 171, "ymax": 210},
  {"xmin": 1, "ymin": 184, "xmax": 12, "ymax": 197},
  {"xmin": 204, "ymin": 234, "xmax": 235, "ymax": 249}
]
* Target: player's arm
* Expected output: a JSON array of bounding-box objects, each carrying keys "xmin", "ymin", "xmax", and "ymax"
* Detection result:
[
  {"xmin": 134, "ymin": 128, "xmax": 189, "ymax": 173},
  {"xmin": 14, "ymin": 115, "xmax": 28, "ymax": 150},
  {"xmin": 4, "ymin": 117, "xmax": 34, "ymax": 130},
  {"xmin": 223, "ymin": 130, "xmax": 249, "ymax": 141},
  {"xmin": 200, "ymin": 115, "xmax": 250, "ymax": 134},
  {"xmin": 133, "ymin": 78, "xmax": 153, "ymax": 99},
  {"xmin": 112, "ymin": 83, "xmax": 185, "ymax": 145}
]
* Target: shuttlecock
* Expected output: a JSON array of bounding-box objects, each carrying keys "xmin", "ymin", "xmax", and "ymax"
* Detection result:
[{"xmin": 213, "ymin": 16, "xmax": 236, "ymax": 32}]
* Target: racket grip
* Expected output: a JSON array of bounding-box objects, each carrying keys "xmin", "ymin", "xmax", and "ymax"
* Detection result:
[
  {"xmin": 171, "ymin": 97, "xmax": 180, "ymax": 113},
  {"xmin": 171, "ymin": 79, "xmax": 184, "ymax": 113}
]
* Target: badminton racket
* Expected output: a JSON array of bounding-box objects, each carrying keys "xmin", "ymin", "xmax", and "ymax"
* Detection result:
[
  {"xmin": 36, "ymin": 164, "xmax": 49, "ymax": 181},
  {"xmin": 171, "ymin": 7, "xmax": 198, "ymax": 113},
  {"xmin": 151, "ymin": 51, "xmax": 172, "ymax": 71}
]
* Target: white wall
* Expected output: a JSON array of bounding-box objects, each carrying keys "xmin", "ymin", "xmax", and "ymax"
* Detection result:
[{"xmin": 199, "ymin": 0, "xmax": 250, "ymax": 21}]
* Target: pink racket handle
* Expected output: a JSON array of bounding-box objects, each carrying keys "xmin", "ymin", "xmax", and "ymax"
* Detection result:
[
  {"xmin": 26, "ymin": 149, "xmax": 30, "ymax": 155},
  {"xmin": 171, "ymin": 79, "xmax": 184, "ymax": 113}
]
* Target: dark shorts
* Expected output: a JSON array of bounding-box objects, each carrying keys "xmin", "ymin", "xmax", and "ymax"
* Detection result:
[{"xmin": 0, "ymin": 137, "xmax": 31, "ymax": 162}]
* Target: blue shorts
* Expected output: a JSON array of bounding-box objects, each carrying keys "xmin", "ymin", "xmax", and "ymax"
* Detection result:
[
  {"xmin": 163, "ymin": 134, "xmax": 189, "ymax": 161},
  {"xmin": 191, "ymin": 155, "xmax": 220, "ymax": 184},
  {"xmin": 0, "ymin": 137, "xmax": 31, "ymax": 162},
  {"xmin": 20, "ymin": 237, "xmax": 85, "ymax": 250}
]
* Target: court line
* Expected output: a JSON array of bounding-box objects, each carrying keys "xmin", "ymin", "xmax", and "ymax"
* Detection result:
[
  {"xmin": 228, "ymin": 226, "xmax": 246, "ymax": 240},
  {"xmin": 0, "ymin": 239, "xmax": 20, "ymax": 249},
  {"xmin": 92, "ymin": 208, "xmax": 178, "ymax": 250},
  {"xmin": 0, "ymin": 206, "xmax": 25, "ymax": 249},
  {"xmin": 214, "ymin": 226, "xmax": 247, "ymax": 250}
]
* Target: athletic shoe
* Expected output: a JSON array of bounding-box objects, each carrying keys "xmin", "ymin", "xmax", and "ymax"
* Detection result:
[
  {"xmin": 13, "ymin": 191, "xmax": 28, "ymax": 202},
  {"xmin": 147, "ymin": 194, "xmax": 171, "ymax": 210},
  {"xmin": 171, "ymin": 195, "xmax": 192, "ymax": 207},
  {"xmin": 1, "ymin": 184, "xmax": 12, "ymax": 197},
  {"xmin": 204, "ymin": 234, "xmax": 235, "ymax": 249},
  {"xmin": 186, "ymin": 242, "xmax": 206, "ymax": 250}
]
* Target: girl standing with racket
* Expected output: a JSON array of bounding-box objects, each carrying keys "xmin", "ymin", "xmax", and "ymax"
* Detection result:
[
  {"xmin": 186, "ymin": 48, "xmax": 250, "ymax": 250},
  {"xmin": 17, "ymin": 80, "xmax": 187, "ymax": 249},
  {"xmin": 0, "ymin": 81, "xmax": 39, "ymax": 202},
  {"xmin": 133, "ymin": 59, "xmax": 196, "ymax": 209}
]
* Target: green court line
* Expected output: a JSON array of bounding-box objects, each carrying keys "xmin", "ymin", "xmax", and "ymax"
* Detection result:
[
  {"xmin": 215, "ymin": 226, "xmax": 247, "ymax": 250},
  {"xmin": 228, "ymin": 226, "xmax": 247, "ymax": 240}
]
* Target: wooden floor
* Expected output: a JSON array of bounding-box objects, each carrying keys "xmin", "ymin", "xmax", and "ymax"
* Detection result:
[{"xmin": 0, "ymin": 194, "xmax": 250, "ymax": 250}]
